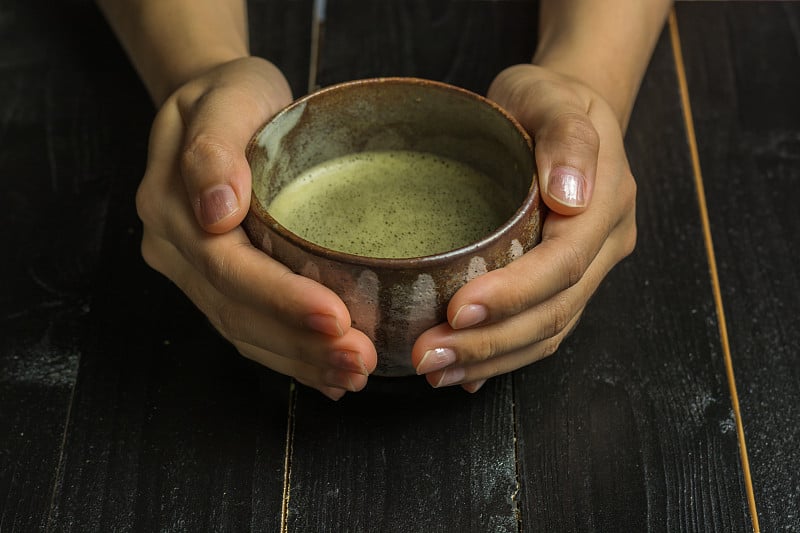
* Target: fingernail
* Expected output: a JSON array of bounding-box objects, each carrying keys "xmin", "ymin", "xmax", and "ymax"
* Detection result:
[
  {"xmin": 452, "ymin": 304, "xmax": 488, "ymax": 329},
  {"xmin": 305, "ymin": 313, "xmax": 344, "ymax": 337},
  {"xmin": 199, "ymin": 184, "xmax": 239, "ymax": 226},
  {"xmin": 548, "ymin": 166, "xmax": 586, "ymax": 208},
  {"xmin": 331, "ymin": 351, "xmax": 368, "ymax": 375},
  {"xmin": 416, "ymin": 348, "xmax": 457, "ymax": 375},
  {"xmin": 434, "ymin": 366, "xmax": 466, "ymax": 388},
  {"xmin": 321, "ymin": 387, "xmax": 346, "ymax": 401},
  {"xmin": 324, "ymin": 369, "xmax": 363, "ymax": 392},
  {"xmin": 462, "ymin": 379, "xmax": 487, "ymax": 394}
]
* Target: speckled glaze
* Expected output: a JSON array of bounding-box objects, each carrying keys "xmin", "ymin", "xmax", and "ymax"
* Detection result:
[{"xmin": 243, "ymin": 78, "xmax": 543, "ymax": 376}]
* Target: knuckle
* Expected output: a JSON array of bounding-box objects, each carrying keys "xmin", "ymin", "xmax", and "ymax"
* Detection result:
[
  {"xmin": 547, "ymin": 295, "xmax": 572, "ymax": 339},
  {"xmin": 180, "ymin": 132, "xmax": 235, "ymax": 181},
  {"xmin": 213, "ymin": 301, "xmax": 244, "ymax": 341},
  {"xmin": 464, "ymin": 330, "xmax": 507, "ymax": 363},
  {"xmin": 202, "ymin": 249, "xmax": 236, "ymax": 288},
  {"xmin": 624, "ymin": 170, "xmax": 638, "ymax": 200},
  {"xmin": 622, "ymin": 220, "xmax": 638, "ymax": 258},
  {"xmin": 139, "ymin": 235, "xmax": 159, "ymax": 271},
  {"xmin": 550, "ymin": 112, "xmax": 600, "ymax": 153},
  {"xmin": 484, "ymin": 267, "xmax": 529, "ymax": 317},
  {"xmin": 540, "ymin": 335, "xmax": 562, "ymax": 359},
  {"xmin": 135, "ymin": 180, "xmax": 157, "ymax": 227},
  {"xmin": 558, "ymin": 238, "xmax": 590, "ymax": 288},
  {"xmin": 615, "ymin": 170, "xmax": 638, "ymax": 258}
]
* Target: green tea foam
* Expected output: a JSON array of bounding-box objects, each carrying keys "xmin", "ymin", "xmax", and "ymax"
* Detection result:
[{"xmin": 267, "ymin": 150, "xmax": 511, "ymax": 258}]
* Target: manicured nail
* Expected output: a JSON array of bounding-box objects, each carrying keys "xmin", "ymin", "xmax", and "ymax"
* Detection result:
[
  {"xmin": 331, "ymin": 351, "xmax": 368, "ymax": 375},
  {"xmin": 321, "ymin": 387, "xmax": 346, "ymax": 401},
  {"xmin": 305, "ymin": 313, "xmax": 344, "ymax": 337},
  {"xmin": 452, "ymin": 304, "xmax": 488, "ymax": 329},
  {"xmin": 323, "ymin": 369, "xmax": 361, "ymax": 392},
  {"xmin": 547, "ymin": 166, "xmax": 586, "ymax": 208},
  {"xmin": 199, "ymin": 184, "xmax": 239, "ymax": 226},
  {"xmin": 416, "ymin": 348, "xmax": 457, "ymax": 375},
  {"xmin": 462, "ymin": 379, "xmax": 487, "ymax": 394},
  {"xmin": 434, "ymin": 366, "xmax": 466, "ymax": 388}
]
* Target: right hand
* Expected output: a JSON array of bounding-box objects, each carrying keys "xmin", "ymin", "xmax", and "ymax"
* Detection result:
[{"xmin": 136, "ymin": 57, "xmax": 378, "ymax": 400}]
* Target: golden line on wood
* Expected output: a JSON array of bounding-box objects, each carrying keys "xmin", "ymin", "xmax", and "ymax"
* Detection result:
[
  {"xmin": 668, "ymin": 9, "xmax": 760, "ymax": 533},
  {"xmin": 280, "ymin": 380, "xmax": 298, "ymax": 533}
]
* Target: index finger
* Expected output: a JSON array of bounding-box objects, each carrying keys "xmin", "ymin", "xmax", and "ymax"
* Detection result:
[{"xmin": 446, "ymin": 209, "xmax": 608, "ymax": 330}]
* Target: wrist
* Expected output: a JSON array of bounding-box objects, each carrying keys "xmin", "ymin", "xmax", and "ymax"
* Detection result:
[
  {"xmin": 532, "ymin": 50, "xmax": 635, "ymax": 129},
  {"xmin": 97, "ymin": 0, "xmax": 251, "ymax": 106},
  {"xmin": 153, "ymin": 48, "xmax": 250, "ymax": 106}
]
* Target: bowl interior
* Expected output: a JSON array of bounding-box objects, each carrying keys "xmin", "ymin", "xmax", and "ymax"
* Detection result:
[{"xmin": 247, "ymin": 78, "xmax": 535, "ymax": 259}]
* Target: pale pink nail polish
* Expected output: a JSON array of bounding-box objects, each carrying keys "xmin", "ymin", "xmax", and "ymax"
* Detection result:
[
  {"xmin": 323, "ymin": 369, "xmax": 361, "ymax": 392},
  {"xmin": 321, "ymin": 387, "xmax": 346, "ymax": 401},
  {"xmin": 548, "ymin": 166, "xmax": 586, "ymax": 208},
  {"xmin": 435, "ymin": 366, "xmax": 466, "ymax": 388},
  {"xmin": 331, "ymin": 351, "xmax": 368, "ymax": 375},
  {"xmin": 462, "ymin": 379, "xmax": 487, "ymax": 394},
  {"xmin": 416, "ymin": 348, "xmax": 456, "ymax": 375},
  {"xmin": 452, "ymin": 304, "xmax": 488, "ymax": 329},
  {"xmin": 305, "ymin": 313, "xmax": 344, "ymax": 337},
  {"xmin": 199, "ymin": 184, "xmax": 239, "ymax": 225}
]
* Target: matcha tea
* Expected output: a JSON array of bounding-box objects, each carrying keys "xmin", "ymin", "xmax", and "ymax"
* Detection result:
[{"xmin": 267, "ymin": 150, "xmax": 512, "ymax": 258}]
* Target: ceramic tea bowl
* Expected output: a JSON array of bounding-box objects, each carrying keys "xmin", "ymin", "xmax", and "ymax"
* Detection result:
[{"xmin": 243, "ymin": 77, "xmax": 543, "ymax": 376}]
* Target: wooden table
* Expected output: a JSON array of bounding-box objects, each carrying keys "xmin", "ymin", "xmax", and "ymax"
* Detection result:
[{"xmin": 2, "ymin": 1, "xmax": 798, "ymax": 531}]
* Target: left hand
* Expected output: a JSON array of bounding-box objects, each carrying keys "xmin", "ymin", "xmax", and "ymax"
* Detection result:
[{"xmin": 411, "ymin": 64, "xmax": 638, "ymax": 392}]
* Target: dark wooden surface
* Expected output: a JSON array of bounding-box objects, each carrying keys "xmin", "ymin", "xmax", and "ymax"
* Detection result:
[
  {"xmin": 678, "ymin": 4, "xmax": 800, "ymax": 532},
  {"xmin": 1, "ymin": 1, "xmax": 797, "ymax": 531}
]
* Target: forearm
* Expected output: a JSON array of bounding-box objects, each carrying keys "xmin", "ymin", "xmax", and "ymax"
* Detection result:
[
  {"xmin": 533, "ymin": 0, "xmax": 672, "ymax": 130},
  {"xmin": 96, "ymin": 0, "xmax": 249, "ymax": 105}
]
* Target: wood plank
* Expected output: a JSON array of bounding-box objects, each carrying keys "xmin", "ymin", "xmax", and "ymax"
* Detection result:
[
  {"xmin": 284, "ymin": 2, "xmax": 537, "ymax": 531},
  {"xmin": 316, "ymin": 0, "xmax": 538, "ymax": 95},
  {"xmin": 512, "ymin": 21, "xmax": 752, "ymax": 532},
  {"xmin": 287, "ymin": 378, "xmax": 518, "ymax": 532},
  {"xmin": 678, "ymin": 3, "xmax": 800, "ymax": 531},
  {"xmin": 39, "ymin": 1, "xmax": 312, "ymax": 530},
  {"xmin": 0, "ymin": 1, "xmax": 122, "ymax": 529}
]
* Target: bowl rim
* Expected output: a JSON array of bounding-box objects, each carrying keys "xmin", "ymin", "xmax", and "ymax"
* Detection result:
[{"xmin": 245, "ymin": 76, "xmax": 540, "ymax": 270}]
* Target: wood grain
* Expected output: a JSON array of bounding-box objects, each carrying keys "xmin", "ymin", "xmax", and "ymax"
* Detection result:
[
  {"xmin": 0, "ymin": 0, "xmax": 313, "ymax": 529},
  {"xmin": 316, "ymin": 0, "xmax": 538, "ymax": 95},
  {"xmin": 286, "ymin": 377, "xmax": 518, "ymax": 532},
  {"xmin": 4, "ymin": 0, "xmax": 796, "ymax": 530},
  {"xmin": 0, "ymin": 2, "xmax": 122, "ymax": 529},
  {"xmin": 678, "ymin": 3, "xmax": 800, "ymax": 531},
  {"xmin": 511, "ymin": 22, "xmax": 752, "ymax": 532},
  {"xmin": 283, "ymin": 2, "xmax": 537, "ymax": 531}
]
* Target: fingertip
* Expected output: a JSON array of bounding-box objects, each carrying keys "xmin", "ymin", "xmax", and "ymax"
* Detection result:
[
  {"xmin": 320, "ymin": 387, "xmax": 346, "ymax": 401},
  {"xmin": 462, "ymin": 379, "xmax": 487, "ymax": 394},
  {"xmin": 305, "ymin": 313, "xmax": 345, "ymax": 337},
  {"xmin": 350, "ymin": 332, "xmax": 379, "ymax": 375},
  {"xmin": 290, "ymin": 274, "xmax": 353, "ymax": 332},
  {"xmin": 328, "ymin": 326, "xmax": 379, "ymax": 375}
]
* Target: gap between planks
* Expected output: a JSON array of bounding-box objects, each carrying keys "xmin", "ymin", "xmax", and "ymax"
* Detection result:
[
  {"xmin": 279, "ymin": 3, "xmax": 327, "ymax": 528},
  {"xmin": 668, "ymin": 9, "xmax": 760, "ymax": 533},
  {"xmin": 279, "ymin": 381, "xmax": 298, "ymax": 533}
]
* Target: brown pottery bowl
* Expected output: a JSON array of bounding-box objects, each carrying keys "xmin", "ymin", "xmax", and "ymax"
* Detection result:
[{"xmin": 243, "ymin": 77, "xmax": 543, "ymax": 376}]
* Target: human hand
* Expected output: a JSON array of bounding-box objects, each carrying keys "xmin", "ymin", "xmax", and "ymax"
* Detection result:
[
  {"xmin": 136, "ymin": 57, "xmax": 378, "ymax": 400},
  {"xmin": 411, "ymin": 64, "xmax": 638, "ymax": 392}
]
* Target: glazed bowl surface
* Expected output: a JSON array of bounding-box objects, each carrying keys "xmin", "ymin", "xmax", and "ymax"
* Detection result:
[{"xmin": 244, "ymin": 77, "xmax": 543, "ymax": 376}]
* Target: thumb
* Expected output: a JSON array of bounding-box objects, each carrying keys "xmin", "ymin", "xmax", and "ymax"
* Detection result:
[
  {"xmin": 181, "ymin": 124, "xmax": 253, "ymax": 234},
  {"xmin": 534, "ymin": 111, "xmax": 599, "ymax": 216},
  {"xmin": 179, "ymin": 72, "xmax": 292, "ymax": 234}
]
